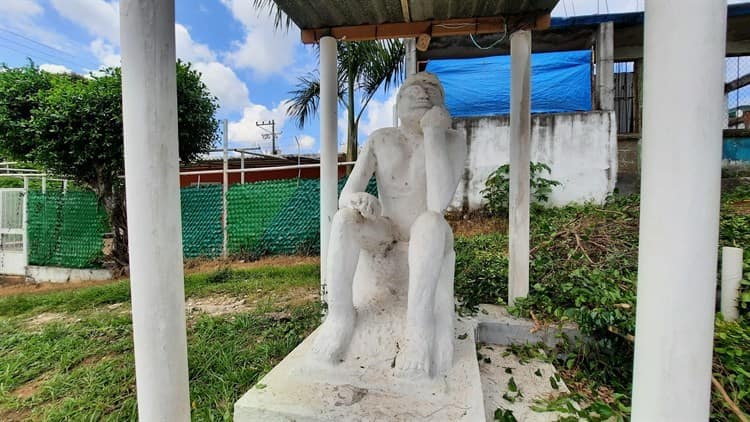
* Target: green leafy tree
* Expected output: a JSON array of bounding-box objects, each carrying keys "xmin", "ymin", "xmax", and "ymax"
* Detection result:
[
  {"xmin": 0, "ymin": 61, "xmax": 219, "ymax": 266},
  {"xmin": 252, "ymin": 0, "xmax": 405, "ymax": 163}
]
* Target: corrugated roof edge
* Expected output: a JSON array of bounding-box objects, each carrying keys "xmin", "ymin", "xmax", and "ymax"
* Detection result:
[{"xmin": 550, "ymin": 2, "xmax": 750, "ymax": 29}]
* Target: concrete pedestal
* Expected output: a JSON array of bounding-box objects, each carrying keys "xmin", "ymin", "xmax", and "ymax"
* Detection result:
[
  {"xmin": 235, "ymin": 247, "xmax": 484, "ymax": 421},
  {"xmin": 235, "ymin": 319, "xmax": 484, "ymax": 421}
]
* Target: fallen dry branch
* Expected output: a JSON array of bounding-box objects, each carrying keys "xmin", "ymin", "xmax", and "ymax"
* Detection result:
[
  {"xmin": 608, "ymin": 326, "xmax": 748, "ymax": 422},
  {"xmin": 711, "ymin": 376, "xmax": 749, "ymax": 422}
]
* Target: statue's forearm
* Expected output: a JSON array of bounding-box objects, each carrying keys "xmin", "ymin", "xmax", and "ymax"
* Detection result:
[{"xmin": 423, "ymin": 128, "xmax": 461, "ymax": 212}]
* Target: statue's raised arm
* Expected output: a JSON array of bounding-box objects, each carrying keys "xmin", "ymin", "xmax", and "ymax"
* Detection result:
[{"xmin": 421, "ymin": 105, "xmax": 467, "ymax": 212}]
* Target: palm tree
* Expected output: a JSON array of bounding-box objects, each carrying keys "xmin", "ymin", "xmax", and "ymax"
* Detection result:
[
  {"xmin": 288, "ymin": 40, "xmax": 405, "ymax": 163},
  {"xmin": 251, "ymin": 1, "xmax": 405, "ymax": 163}
]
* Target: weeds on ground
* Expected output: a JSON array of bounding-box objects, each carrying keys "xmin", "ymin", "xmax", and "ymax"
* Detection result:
[{"xmin": 456, "ymin": 184, "xmax": 750, "ymax": 421}]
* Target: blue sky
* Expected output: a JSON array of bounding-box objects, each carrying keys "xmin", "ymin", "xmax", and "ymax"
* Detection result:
[{"xmin": 0, "ymin": 0, "xmax": 746, "ymax": 156}]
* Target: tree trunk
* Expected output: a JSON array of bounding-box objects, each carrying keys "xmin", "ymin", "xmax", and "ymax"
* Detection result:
[
  {"xmin": 99, "ymin": 184, "xmax": 129, "ymax": 270},
  {"xmin": 345, "ymin": 76, "xmax": 357, "ymax": 174}
]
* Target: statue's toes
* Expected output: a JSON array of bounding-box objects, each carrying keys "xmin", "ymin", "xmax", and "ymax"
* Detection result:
[{"xmin": 395, "ymin": 356, "xmax": 429, "ymax": 378}]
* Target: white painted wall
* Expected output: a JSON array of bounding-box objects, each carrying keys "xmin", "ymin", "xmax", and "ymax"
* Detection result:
[{"xmin": 451, "ymin": 111, "xmax": 618, "ymax": 211}]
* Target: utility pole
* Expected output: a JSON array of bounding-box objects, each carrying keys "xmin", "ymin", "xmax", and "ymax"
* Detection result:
[{"xmin": 256, "ymin": 120, "xmax": 281, "ymax": 155}]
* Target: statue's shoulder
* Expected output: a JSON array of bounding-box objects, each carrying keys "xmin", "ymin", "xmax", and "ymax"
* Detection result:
[
  {"xmin": 368, "ymin": 127, "xmax": 400, "ymax": 141},
  {"xmin": 365, "ymin": 127, "xmax": 401, "ymax": 150}
]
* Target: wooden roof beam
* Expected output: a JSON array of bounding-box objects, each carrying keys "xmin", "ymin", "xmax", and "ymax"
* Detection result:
[
  {"xmin": 400, "ymin": 0, "xmax": 411, "ymax": 22},
  {"xmin": 301, "ymin": 13, "xmax": 551, "ymax": 44}
]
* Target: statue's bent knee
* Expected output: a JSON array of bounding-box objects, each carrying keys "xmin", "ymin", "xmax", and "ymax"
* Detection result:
[
  {"xmin": 411, "ymin": 211, "xmax": 448, "ymax": 235},
  {"xmin": 332, "ymin": 208, "xmax": 362, "ymax": 232}
]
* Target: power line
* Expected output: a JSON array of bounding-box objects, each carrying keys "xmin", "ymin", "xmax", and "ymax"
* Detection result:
[
  {"xmin": 0, "ymin": 34, "xmax": 90, "ymax": 70},
  {"xmin": 0, "ymin": 27, "xmax": 99, "ymax": 71},
  {"xmin": 0, "ymin": 28, "xmax": 79, "ymax": 62}
]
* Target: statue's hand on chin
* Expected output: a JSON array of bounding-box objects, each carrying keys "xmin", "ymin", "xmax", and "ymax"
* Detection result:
[
  {"xmin": 341, "ymin": 192, "xmax": 382, "ymax": 219},
  {"xmin": 419, "ymin": 105, "xmax": 451, "ymax": 132}
]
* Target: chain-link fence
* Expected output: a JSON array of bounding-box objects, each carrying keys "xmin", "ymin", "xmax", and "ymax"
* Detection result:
[{"xmin": 726, "ymin": 56, "xmax": 750, "ymax": 129}]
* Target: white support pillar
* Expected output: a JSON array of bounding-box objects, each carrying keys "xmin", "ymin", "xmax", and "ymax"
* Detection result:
[
  {"xmin": 595, "ymin": 22, "xmax": 614, "ymax": 111},
  {"xmin": 631, "ymin": 1, "xmax": 727, "ymax": 420},
  {"xmin": 508, "ymin": 30, "xmax": 531, "ymax": 307},
  {"xmin": 319, "ymin": 36, "xmax": 338, "ymax": 305},
  {"xmin": 721, "ymin": 247, "xmax": 743, "ymax": 322},
  {"xmin": 240, "ymin": 151, "xmax": 245, "ymax": 184},
  {"xmin": 120, "ymin": 1, "xmax": 190, "ymax": 421},
  {"xmin": 404, "ymin": 38, "xmax": 417, "ymax": 76}
]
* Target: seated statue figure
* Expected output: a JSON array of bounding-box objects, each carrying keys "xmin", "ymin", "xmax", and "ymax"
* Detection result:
[{"xmin": 312, "ymin": 72, "xmax": 467, "ymax": 378}]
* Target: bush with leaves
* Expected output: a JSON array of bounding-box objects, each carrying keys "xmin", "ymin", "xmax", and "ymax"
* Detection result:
[
  {"xmin": 455, "ymin": 185, "xmax": 750, "ymax": 420},
  {"xmin": 481, "ymin": 162, "xmax": 561, "ymax": 217},
  {"xmin": 0, "ymin": 62, "xmax": 219, "ymax": 265}
]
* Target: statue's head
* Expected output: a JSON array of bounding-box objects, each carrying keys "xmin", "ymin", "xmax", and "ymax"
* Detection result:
[{"xmin": 397, "ymin": 72, "xmax": 446, "ymax": 125}]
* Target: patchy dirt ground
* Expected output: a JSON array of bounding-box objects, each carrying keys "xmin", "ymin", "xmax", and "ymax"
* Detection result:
[
  {"xmin": 729, "ymin": 199, "xmax": 750, "ymax": 215},
  {"xmin": 0, "ymin": 279, "xmax": 122, "ymax": 298},
  {"xmin": 0, "ymin": 255, "xmax": 320, "ymax": 298},
  {"xmin": 184, "ymin": 255, "xmax": 319, "ymax": 274},
  {"xmin": 447, "ymin": 213, "xmax": 507, "ymax": 237},
  {"xmin": 23, "ymin": 312, "xmax": 81, "ymax": 329},
  {"xmin": 186, "ymin": 286, "xmax": 317, "ymax": 319}
]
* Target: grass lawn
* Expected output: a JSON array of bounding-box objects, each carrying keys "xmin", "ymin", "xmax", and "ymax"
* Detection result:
[{"xmin": 0, "ymin": 263, "xmax": 321, "ymax": 421}]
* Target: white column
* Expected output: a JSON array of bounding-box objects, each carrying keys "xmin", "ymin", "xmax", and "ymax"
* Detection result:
[
  {"xmin": 721, "ymin": 247, "xmax": 743, "ymax": 321},
  {"xmin": 319, "ymin": 36, "xmax": 338, "ymax": 305},
  {"xmin": 595, "ymin": 22, "xmax": 614, "ymax": 111},
  {"xmin": 404, "ymin": 38, "xmax": 417, "ymax": 75},
  {"xmin": 508, "ymin": 30, "xmax": 531, "ymax": 307},
  {"xmin": 120, "ymin": 1, "xmax": 190, "ymax": 421},
  {"xmin": 631, "ymin": 1, "xmax": 727, "ymax": 420}
]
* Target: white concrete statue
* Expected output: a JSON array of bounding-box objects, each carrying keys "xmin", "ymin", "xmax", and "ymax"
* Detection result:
[{"xmin": 312, "ymin": 72, "xmax": 467, "ymax": 378}]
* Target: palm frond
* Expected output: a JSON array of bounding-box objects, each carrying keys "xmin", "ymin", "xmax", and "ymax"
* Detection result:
[
  {"xmin": 251, "ymin": 0, "xmax": 294, "ymax": 31},
  {"xmin": 287, "ymin": 72, "xmax": 320, "ymax": 128},
  {"xmin": 358, "ymin": 39, "xmax": 405, "ymax": 97}
]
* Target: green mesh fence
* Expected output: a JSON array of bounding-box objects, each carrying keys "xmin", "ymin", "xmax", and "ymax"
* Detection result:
[
  {"xmin": 27, "ymin": 190, "xmax": 107, "ymax": 268},
  {"xmin": 221, "ymin": 177, "xmax": 377, "ymax": 258},
  {"xmin": 181, "ymin": 185, "xmax": 222, "ymax": 258},
  {"xmin": 226, "ymin": 179, "xmax": 299, "ymax": 256}
]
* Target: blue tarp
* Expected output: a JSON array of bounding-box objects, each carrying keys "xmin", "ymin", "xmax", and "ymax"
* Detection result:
[{"xmin": 426, "ymin": 50, "xmax": 592, "ymax": 117}]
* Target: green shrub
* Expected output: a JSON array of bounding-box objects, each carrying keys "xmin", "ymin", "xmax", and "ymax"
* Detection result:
[{"xmin": 481, "ymin": 162, "xmax": 561, "ymax": 217}]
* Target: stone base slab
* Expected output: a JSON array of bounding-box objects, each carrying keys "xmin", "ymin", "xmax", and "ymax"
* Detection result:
[{"xmin": 234, "ymin": 318, "xmax": 485, "ymax": 421}]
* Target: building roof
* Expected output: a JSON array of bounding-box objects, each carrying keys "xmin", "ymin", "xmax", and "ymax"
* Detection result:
[
  {"xmin": 180, "ymin": 155, "xmax": 323, "ymax": 172},
  {"xmin": 421, "ymin": 2, "xmax": 750, "ymax": 60},
  {"xmin": 272, "ymin": 0, "xmax": 558, "ymax": 43}
]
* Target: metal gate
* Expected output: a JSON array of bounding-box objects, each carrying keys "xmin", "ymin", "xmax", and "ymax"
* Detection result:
[{"xmin": 0, "ymin": 189, "xmax": 27, "ymax": 275}]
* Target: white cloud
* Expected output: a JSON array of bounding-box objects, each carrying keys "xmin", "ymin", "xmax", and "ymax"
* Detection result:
[
  {"xmin": 295, "ymin": 135, "xmax": 316, "ymax": 152},
  {"xmin": 0, "ymin": 0, "xmax": 79, "ymax": 55},
  {"xmin": 175, "ymin": 23, "xmax": 215, "ymax": 63},
  {"xmin": 360, "ymin": 90, "xmax": 399, "ymax": 136},
  {"xmin": 0, "ymin": 0, "xmax": 43, "ymax": 17},
  {"xmin": 228, "ymin": 100, "xmax": 292, "ymax": 152},
  {"xmin": 220, "ymin": 0, "xmax": 299, "ymax": 77},
  {"xmin": 90, "ymin": 38, "xmax": 120, "ymax": 67},
  {"xmin": 50, "ymin": 0, "xmax": 120, "ymax": 44},
  {"xmin": 192, "ymin": 61, "xmax": 249, "ymax": 113},
  {"xmin": 39, "ymin": 63, "xmax": 72, "ymax": 74}
]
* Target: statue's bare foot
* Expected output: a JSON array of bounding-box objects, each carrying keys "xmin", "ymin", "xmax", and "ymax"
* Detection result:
[
  {"xmin": 396, "ymin": 334, "xmax": 431, "ymax": 378},
  {"xmin": 312, "ymin": 310, "xmax": 356, "ymax": 363}
]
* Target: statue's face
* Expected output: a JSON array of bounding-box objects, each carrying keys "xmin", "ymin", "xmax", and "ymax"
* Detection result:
[{"xmin": 397, "ymin": 81, "xmax": 444, "ymax": 125}]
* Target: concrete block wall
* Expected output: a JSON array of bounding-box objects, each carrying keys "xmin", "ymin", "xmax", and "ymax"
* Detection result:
[
  {"xmin": 450, "ymin": 111, "xmax": 619, "ymax": 212},
  {"xmin": 616, "ymin": 136, "xmax": 641, "ymax": 195}
]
